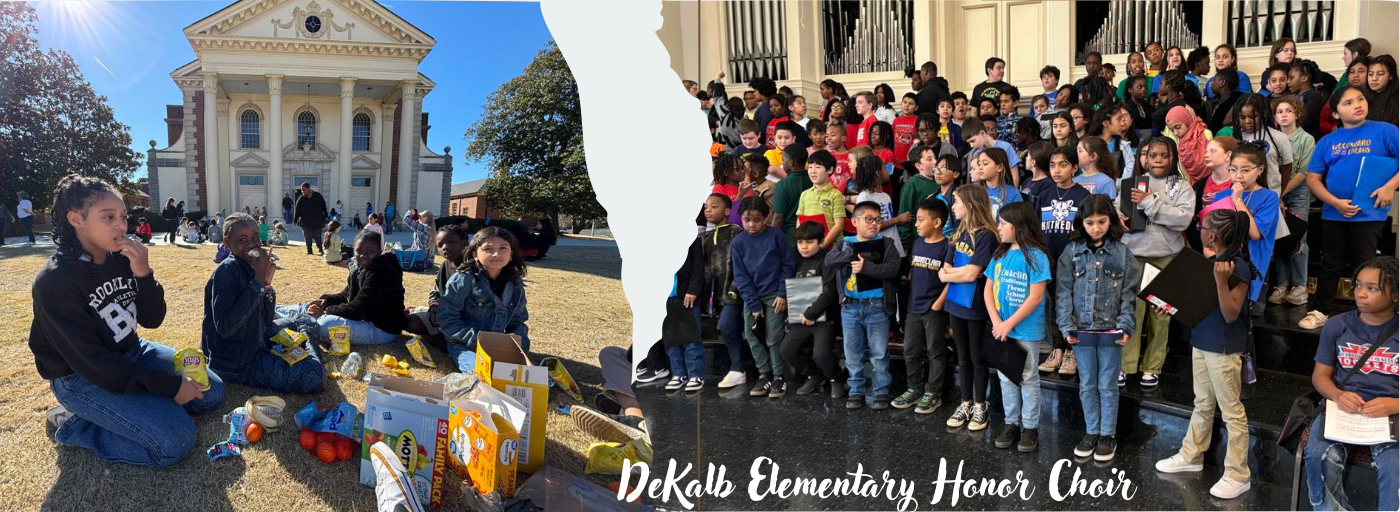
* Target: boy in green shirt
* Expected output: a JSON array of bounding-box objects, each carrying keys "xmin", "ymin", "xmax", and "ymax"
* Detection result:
[{"xmin": 797, "ymin": 150, "xmax": 847, "ymax": 249}]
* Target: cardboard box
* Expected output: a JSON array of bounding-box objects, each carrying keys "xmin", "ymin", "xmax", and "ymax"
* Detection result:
[
  {"xmin": 473, "ymin": 332, "xmax": 549, "ymax": 474},
  {"xmin": 359, "ymin": 374, "xmax": 451, "ymax": 509},
  {"xmin": 448, "ymin": 397, "xmax": 520, "ymax": 497}
]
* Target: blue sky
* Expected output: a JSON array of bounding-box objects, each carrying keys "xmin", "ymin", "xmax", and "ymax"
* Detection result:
[{"xmin": 29, "ymin": 0, "xmax": 554, "ymax": 184}]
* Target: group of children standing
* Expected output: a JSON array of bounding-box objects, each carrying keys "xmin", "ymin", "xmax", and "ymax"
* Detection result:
[{"xmin": 28, "ymin": 176, "xmax": 533, "ymax": 469}]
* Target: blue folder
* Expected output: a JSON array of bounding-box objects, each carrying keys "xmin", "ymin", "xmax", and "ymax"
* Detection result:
[{"xmin": 1353, "ymin": 156, "xmax": 1398, "ymax": 213}]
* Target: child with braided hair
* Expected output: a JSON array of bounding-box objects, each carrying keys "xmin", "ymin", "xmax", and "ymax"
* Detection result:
[{"xmin": 30, "ymin": 174, "xmax": 225, "ymax": 468}]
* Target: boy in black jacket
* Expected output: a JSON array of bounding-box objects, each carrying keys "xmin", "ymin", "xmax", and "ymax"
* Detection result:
[
  {"xmin": 665, "ymin": 233, "xmax": 707, "ymax": 392},
  {"xmin": 826, "ymin": 201, "xmax": 902, "ymax": 410},
  {"xmin": 692, "ymin": 194, "xmax": 750, "ymax": 389},
  {"xmin": 778, "ymin": 221, "xmax": 845, "ymax": 399}
]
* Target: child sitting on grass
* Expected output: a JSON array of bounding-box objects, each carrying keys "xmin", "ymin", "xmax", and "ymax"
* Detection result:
[
  {"xmin": 202, "ymin": 213, "xmax": 324, "ymax": 394},
  {"xmin": 300, "ymin": 230, "xmax": 406, "ymax": 345},
  {"xmin": 323, "ymin": 221, "xmax": 351, "ymax": 266},
  {"xmin": 439, "ymin": 227, "xmax": 530, "ymax": 372},
  {"xmin": 406, "ymin": 226, "xmax": 468, "ymax": 349},
  {"xmin": 268, "ymin": 222, "xmax": 289, "ymax": 245}
]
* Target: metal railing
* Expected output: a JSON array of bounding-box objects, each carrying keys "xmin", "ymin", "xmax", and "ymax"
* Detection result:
[
  {"xmin": 822, "ymin": 0, "xmax": 914, "ymax": 75},
  {"xmin": 725, "ymin": 0, "xmax": 788, "ymax": 83},
  {"xmin": 1228, "ymin": 0, "xmax": 1334, "ymax": 48},
  {"xmin": 1085, "ymin": 0, "xmax": 1200, "ymax": 58}
]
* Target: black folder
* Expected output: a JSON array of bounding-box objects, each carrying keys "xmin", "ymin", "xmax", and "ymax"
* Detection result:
[
  {"xmin": 1120, "ymin": 176, "xmax": 1150, "ymax": 232},
  {"xmin": 848, "ymin": 239, "xmax": 886, "ymax": 292},
  {"xmin": 983, "ymin": 338, "xmax": 1029, "ymax": 386},
  {"xmin": 1137, "ymin": 249, "xmax": 1248, "ymax": 328}
]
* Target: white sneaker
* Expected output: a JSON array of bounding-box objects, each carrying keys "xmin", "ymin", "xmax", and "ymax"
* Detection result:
[
  {"xmin": 1155, "ymin": 454, "xmax": 1204, "ymax": 473},
  {"xmin": 1267, "ymin": 286, "xmax": 1288, "ymax": 304},
  {"xmin": 370, "ymin": 441, "xmax": 426, "ymax": 512},
  {"xmin": 664, "ymin": 376, "xmax": 685, "ymax": 391},
  {"xmin": 684, "ymin": 377, "xmax": 705, "ymax": 392},
  {"xmin": 717, "ymin": 370, "xmax": 747, "ymax": 389},
  {"xmin": 1209, "ymin": 476, "xmax": 1251, "ymax": 499},
  {"xmin": 1286, "ymin": 285, "xmax": 1309, "ymax": 306}
]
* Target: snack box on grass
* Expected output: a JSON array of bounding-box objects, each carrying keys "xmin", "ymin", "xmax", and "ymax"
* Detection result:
[
  {"xmin": 448, "ymin": 395, "xmax": 521, "ymax": 497},
  {"xmin": 359, "ymin": 373, "xmax": 450, "ymax": 508},
  {"xmin": 474, "ymin": 331, "xmax": 549, "ymax": 474}
]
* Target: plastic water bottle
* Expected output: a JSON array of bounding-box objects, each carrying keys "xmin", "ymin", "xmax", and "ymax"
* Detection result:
[{"xmin": 340, "ymin": 352, "xmax": 363, "ymax": 380}]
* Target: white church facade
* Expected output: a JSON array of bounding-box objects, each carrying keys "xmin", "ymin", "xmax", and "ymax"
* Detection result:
[{"xmin": 147, "ymin": 0, "xmax": 452, "ymax": 221}]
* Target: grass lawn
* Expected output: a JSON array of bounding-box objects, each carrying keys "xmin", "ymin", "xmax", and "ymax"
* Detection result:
[{"xmin": 0, "ymin": 242, "xmax": 629, "ymax": 511}]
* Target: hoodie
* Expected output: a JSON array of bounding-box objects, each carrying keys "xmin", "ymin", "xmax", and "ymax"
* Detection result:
[
  {"xmin": 319, "ymin": 252, "xmax": 407, "ymax": 334},
  {"xmin": 693, "ymin": 224, "xmax": 741, "ymax": 306},
  {"xmin": 1366, "ymin": 81, "xmax": 1399, "ymax": 126},
  {"xmin": 916, "ymin": 76, "xmax": 951, "ymax": 117},
  {"xmin": 1122, "ymin": 173, "xmax": 1197, "ymax": 259}
]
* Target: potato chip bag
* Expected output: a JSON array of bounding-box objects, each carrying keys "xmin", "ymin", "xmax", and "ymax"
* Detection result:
[
  {"xmin": 326, "ymin": 325, "xmax": 351, "ymax": 356},
  {"xmin": 174, "ymin": 348, "xmax": 210, "ymax": 391},
  {"xmin": 272, "ymin": 344, "xmax": 308, "ymax": 366},
  {"xmin": 271, "ymin": 328, "xmax": 308, "ymax": 348},
  {"xmin": 405, "ymin": 336, "xmax": 437, "ymax": 368}
]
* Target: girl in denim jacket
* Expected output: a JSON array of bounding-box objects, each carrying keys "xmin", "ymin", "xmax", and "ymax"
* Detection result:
[
  {"xmin": 1055, "ymin": 195, "xmax": 1141, "ymax": 462},
  {"xmin": 439, "ymin": 227, "xmax": 530, "ymax": 372}
]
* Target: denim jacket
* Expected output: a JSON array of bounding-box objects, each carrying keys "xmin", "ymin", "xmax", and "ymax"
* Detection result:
[
  {"xmin": 200, "ymin": 257, "xmax": 316, "ymax": 381},
  {"xmin": 1055, "ymin": 239, "xmax": 1141, "ymax": 338},
  {"xmin": 439, "ymin": 268, "xmax": 530, "ymax": 351}
]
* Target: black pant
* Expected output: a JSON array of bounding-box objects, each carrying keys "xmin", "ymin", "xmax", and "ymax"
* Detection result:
[
  {"xmin": 778, "ymin": 321, "xmax": 840, "ymax": 380},
  {"xmin": 1045, "ymin": 277, "xmax": 1068, "ymax": 350},
  {"xmin": 1317, "ymin": 220, "xmax": 1385, "ymax": 313},
  {"xmin": 950, "ymin": 315, "xmax": 989, "ymax": 403},
  {"xmin": 164, "ymin": 219, "xmax": 178, "ymax": 243},
  {"xmin": 302, "ymin": 226, "xmax": 324, "ymax": 254},
  {"xmin": 904, "ymin": 309, "xmax": 950, "ymax": 394}
]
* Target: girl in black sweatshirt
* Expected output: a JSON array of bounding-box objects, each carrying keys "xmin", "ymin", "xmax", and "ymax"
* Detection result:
[
  {"xmin": 304, "ymin": 230, "xmax": 407, "ymax": 344},
  {"xmin": 29, "ymin": 175, "xmax": 224, "ymax": 469}
]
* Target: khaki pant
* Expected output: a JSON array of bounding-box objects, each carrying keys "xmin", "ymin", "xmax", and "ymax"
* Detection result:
[
  {"xmin": 1123, "ymin": 253, "xmax": 1175, "ymax": 374},
  {"xmin": 1178, "ymin": 347, "xmax": 1251, "ymax": 483}
]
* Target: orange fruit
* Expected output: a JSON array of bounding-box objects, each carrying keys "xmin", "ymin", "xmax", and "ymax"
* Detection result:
[
  {"xmin": 335, "ymin": 439, "xmax": 355, "ymax": 461},
  {"xmin": 246, "ymin": 423, "xmax": 264, "ymax": 444},
  {"xmin": 299, "ymin": 428, "xmax": 317, "ymax": 451},
  {"xmin": 316, "ymin": 431, "xmax": 335, "ymax": 445},
  {"xmin": 316, "ymin": 441, "xmax": 338, "ymax": 463}
]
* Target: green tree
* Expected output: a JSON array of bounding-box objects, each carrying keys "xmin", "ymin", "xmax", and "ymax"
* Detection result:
[
  {"xmin": 463, "ymin": 41, "xmax": 603, "ymax": 227},
  {"xmin": 0, "ymin": 2, "xmax": 142, "ymax": 212}
]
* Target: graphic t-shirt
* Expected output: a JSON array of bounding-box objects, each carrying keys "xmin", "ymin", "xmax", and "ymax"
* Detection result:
[
  {"xmin": 1314, "ymin": 311, "xmax": 1399, "ymax": 402},
  {"xmin": 1309, "ymin": 121, "xmax": 1400, "ymax": 222},
  {"xmin": 766, "ymin": 117, "xmax": 791, "ymax": 149},
  {"xmin": 908, "ymin": 238, "xmax": 951, "ymax": 314},
  {"xmin": 855, "ymin": 116, "xmax": 878, "ymax": 147},
  {"xmin": 1200, "ymin": 176, "xmax": 1233, "ymax": 210},
  {"xmin": 985, "ymin": 184, "xmax": 1024, "ymax": 221},
  {"xmin": 855, "ymin": 190, "xmax": 904, "ymax": 257},
  {"xmin": 1073, "ymin": 172, "xmax": 1119, "ymax": 200},
  {"xmin": 730, "ymin": 144, "xmax": 766, "ymax": 162},
  {"xmin": 983, "ymin": 248, "xmax": 1053, "ymax": 341},
  {"xmin": 893, "ymin": 115, "xmax": 918, "ymax": 163},
  {"xmin": 1036, "ymin": 184, "xmax": 1091, "ymax": 261},
  {"xmin": 943, "ymin": 229, "xmax": 998, "ymax": 321}
]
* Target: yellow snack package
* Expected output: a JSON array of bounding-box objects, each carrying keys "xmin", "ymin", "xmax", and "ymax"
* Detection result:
[
  {"xmin": 173, "ymin": 348, "xmax": 210, "ymax": 391},
  {"xmin": 381, "ymin": 354, "xmax": 399, "ymax": 368},
  {"xmin": 584, "ymin": 438, "xmax": 652, "ymax": 475},
  {"xmin": 271, "ymin": 344, "xmax": 308, "ymax": 366},
  {"xmin": 404, "ymin": 336, "xmax": 437, "ymax": 368},
  {"xmin": 326, "ymin": 325, "xmax": 351, "ymax": 356},
  {"xmin": 540, "ymin": 357, "xmax": 583, "ymax": 402},
  {"xmin": 270, "ymin": 328, "xmax": 308, "ymax": 348}
]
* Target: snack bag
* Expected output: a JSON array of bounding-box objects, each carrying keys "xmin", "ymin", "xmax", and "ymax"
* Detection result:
[
  {"xmin": 584, "ymin": 438, "xmax": 652, "ymax": 475},
  {"xmin": 271, "ymin": 328, "xmax": 309, "ymax": 348},
  {"xmin": 173, "ymin": 348, "xmax": 210, "ymax": 391},
  {"xmin": 405, "ymin": 336, "xmax": 437, "ymax": 368},
  {"xmin": 225, "ymin": 406, "xmax": 251, "ymax": 446},
  {"xmin": 540, "ymin": 357, "xmax": 583, "ymax": 402},
  {"xmin": 272, "ymin": 344, "xmax": 309, "ymax": 366},
  {"xmin": 294, "ymin": 401, "xmax": 361, "ymax": 440},
  {"xmin": 326, "ymin": 325, "xmax": 351, "ymax": 356}
]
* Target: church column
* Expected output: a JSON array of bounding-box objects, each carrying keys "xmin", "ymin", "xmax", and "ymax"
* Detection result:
[
  {"xmin": 267, "ymin": 75, "xmax": 284, "ymax": 218},
  {"xmin": 202, "ymin": 72, "xmax": 221, "ymax": 214},
  {"xmin": 338, "ymin": 77, "xmax": 356, "ymax": 213},
  {"xmin": 395, "ymin": 80, "xmax": 417, "ymax": 217}
]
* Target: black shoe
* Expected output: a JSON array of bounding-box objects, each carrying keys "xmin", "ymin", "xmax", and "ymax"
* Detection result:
[
  {"xmin": 846, "ymin": 394, "xmax": 864, "ymax": 410},
  {"xmin": 749, "ymin": 375, "xmax": 772, "ymax": 397},
  {"xmin": 1093, "ymin": 436, "xmax": 1117, "ymax": 462},
  {"xmin": 914, "ymin": 393, "xmax": 942, "ymax": 415},
  {"xmin": 636, "ymin": 368, "xmax": 669, "ymax": 384},
  {"xmin": 593, "ymin": 393, "xmax": 622, "ymax": 415},
  {"xmin": 768, "ymin": 376, "xmax": 787, "ymax": 398},
  {"xmin": 795, "ymin": 376, "xmax": 822, "ymax": 395},
  {"xmin": 829, "ymin": 380, "xmax": 846, "ymax": 400},
  {"xmin": 871, "ymin": 394, "xmax": 891, "ymax": 410},
  {"xmin": 1074, "ymin": 434, "xmax": 1100, "ymax": 458},
  {"xmin": 1017, "ymin": 428, "xmax": 1039, "ymax": 452},
  {"xmin": 995, "ymin": 424, "xmax": 1021, "ymax": 449}
]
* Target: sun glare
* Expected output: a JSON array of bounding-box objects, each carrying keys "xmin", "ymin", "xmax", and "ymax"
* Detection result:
[{"xmin": 35, "ymin": 1, "xmax": 157, "ymax": 88}]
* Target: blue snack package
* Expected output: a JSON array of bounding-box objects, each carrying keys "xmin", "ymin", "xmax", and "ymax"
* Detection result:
[
  {"xmin": 207, "ymin": 441, "xmax": 242, "ymax": 461},
  {"xmin": 225, "ymin": 407, "xmax": 250, "ymax": 446},
  {"xmin": 293, "ymin": 401, "xmax": 361, "ymax": 439}
]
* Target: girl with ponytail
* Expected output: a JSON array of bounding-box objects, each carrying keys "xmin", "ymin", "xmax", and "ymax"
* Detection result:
[{"xmin": 31, "ymin": 174, "xmax": 224, "ymax": 469}]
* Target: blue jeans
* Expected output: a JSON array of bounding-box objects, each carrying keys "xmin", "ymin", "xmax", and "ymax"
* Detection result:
[
  {"xmin": 717, "ymin": 302, "xmax": 749, "ymax": 372},
  {"xmin": 666, "ymin": 304, "xmax": 705, "ymax": 379},
  {"xmin": 21, "ymin": 216, "xmax": 35, "ymax": 243},
  {"xmin": 997, "ymin": 338, "xmax": 1041, "ymax": 429},
  {"xmin": 1305, "ymin": 414, "xmax": 1399, "ymax": 511},
  {"xmin": 49, "ymin": 339, "xmax": 226, "ymax": 468},
  {"xmin": 841, "ymin": 299, "xmax": 891, "ymax": 397},
  {"xmin": 279, "ymin": 304, "xmax": 401, "ymax": 346},
  {"xmin": 743, "ymin": 295, "xmax": 790, "ymax": 376},
  {"xmin": 1071, "ymin": 343, "xmax": 1122, "ymax": 436},
  {"xmin": 1279, "ymin": 185, "xmax": 1311, "ymax": 286},
  {"xmin": 283, "ymin": 207, "xmax": 291, "ymax": 223}
]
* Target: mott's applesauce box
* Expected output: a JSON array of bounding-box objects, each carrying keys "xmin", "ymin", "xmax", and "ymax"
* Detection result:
[
  {"xmin": 448, "ymin": 399, "xmax": 520, "ymax": 497},
  {"xmin": 360, "ymin": 374, "xmax": 450, "ymax": 508},
  {"xmin": 474, "ymin": 332, "xmax": 549, "ymax": 474},
  {"xmin": 326, "ymin": 325, "xmax": 351, "ymax": 356},
  {"xmin": 173, "ymin": 348, "xmax": 209, "ymax": 391}
]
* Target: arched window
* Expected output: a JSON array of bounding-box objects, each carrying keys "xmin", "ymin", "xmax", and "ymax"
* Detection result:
[
  {"xmin": 296, "ymin": 110, "xmax": 317, "ymax": 149},
  {"xmin": 240, "ymin": 110, "xmax": 260, "ymax": 149},
  {"xmin": 352, "ymin": 113, "xmax": 372, "ymax": 151}
]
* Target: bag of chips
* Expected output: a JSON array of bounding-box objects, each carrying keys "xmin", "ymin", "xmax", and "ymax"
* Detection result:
[
  {"xmin": 271, "ymin": 328, "xmax": 309, "ymax": 348},
  {"xmin": 326, "ymin": 325, "xmax": 351, "ymax": 356},
  {"xmin": 173, "ymin": 348, "xmax": 210, "ymax": 391},
  {"xmin": 272, "ymin": 344, "xmax": 308, "ymax": 366}
]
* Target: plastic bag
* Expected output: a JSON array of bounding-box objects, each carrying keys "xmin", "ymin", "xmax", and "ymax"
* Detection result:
[
  {"xmin": 173, "ymin": 348, "xmax": 210, "ymax": 391},
  {"xmin": 584, "ymin": 438, "xmax": 652, "ymax": 475},
  {"xmin": 433, "ymin": 372, "xmax": 483, "ymax": 401},
  {"xmin": 293, "ymin": 401, "xmax": 361, "ymax": 439}
]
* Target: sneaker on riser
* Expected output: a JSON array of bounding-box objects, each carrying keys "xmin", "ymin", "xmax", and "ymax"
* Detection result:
[
  {"xmin": 717, "ymin": 370, "xmax": 747, "ymax": 389},
  {"xmin": 795, "ymin": 376, "xmax": 822, "ymax": 395},
  {"xmin": 664, "ymin": 376, "xmax": 685, "ymax": 391},
  {"xmin": 968, "ymin": 402, "xmax": 990, "ymax": 431},
  {"xmin": 1073, "ymin": 434, "xmax": 1099, "ymax": 458},
  {"xmin": 1155, "ymin": 454, "xmax": 1203, "ymax": 473},
  {"xmin": 1267, "ymin": 285, "xmax": 1288, "ymax": 304},
  {"xmin": 1285, "ymin": 285, "xmax": 1309, "ymax": 306},
  {"xmin": 1209, "ymin": 477, "xmax": 1251, "ymax": 500},
  {"xmin": 684, "ymin": 377, "xmax": 705, "ymax": 392},
  {"xmin": 1093, "ymin": 436, "xmax": 1117, "ymax": 462},
  {"xmin": 946, "ymin": 401, "xmax": 971, "ymax": 428},
  {"xmin": 1038, "ymin": 349, "xmax": 1063, "ymax": 372}
]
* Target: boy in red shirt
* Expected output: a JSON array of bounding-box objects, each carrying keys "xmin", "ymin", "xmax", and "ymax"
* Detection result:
[{"xmin": 893, "ymin": 93, "xmax": 920, "ymax": 164}]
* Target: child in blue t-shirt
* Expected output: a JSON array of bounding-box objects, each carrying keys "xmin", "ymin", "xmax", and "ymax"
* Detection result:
[
  {"xmin": 1304, "ymin": 256, "xmax": 1398, "ymax": 511},
  {"xmin": 973, "ymin": 147, "xmax": 1023, "ymax": 220},
  {"xmin": 1305, "ymin": 86, "xmax": 1400, "ymax": 317},
  {"xmin": 933, "ymin": 154, "xmax": 963, "ymax": 238},
  {"xmin": 982, "ymin": 201, "xmax": 1052, "ymax": 453},
  {"xmin": 892, "ymin": 199, "xmax": 953, "ymax": 414},
  {"xmin": 1212, "ymin": 143, "xmax": 1280, "ymax": 310},
  {"xmin": 1156, "ymin": 209, "xmax": 1256, "ymax": 500}
]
